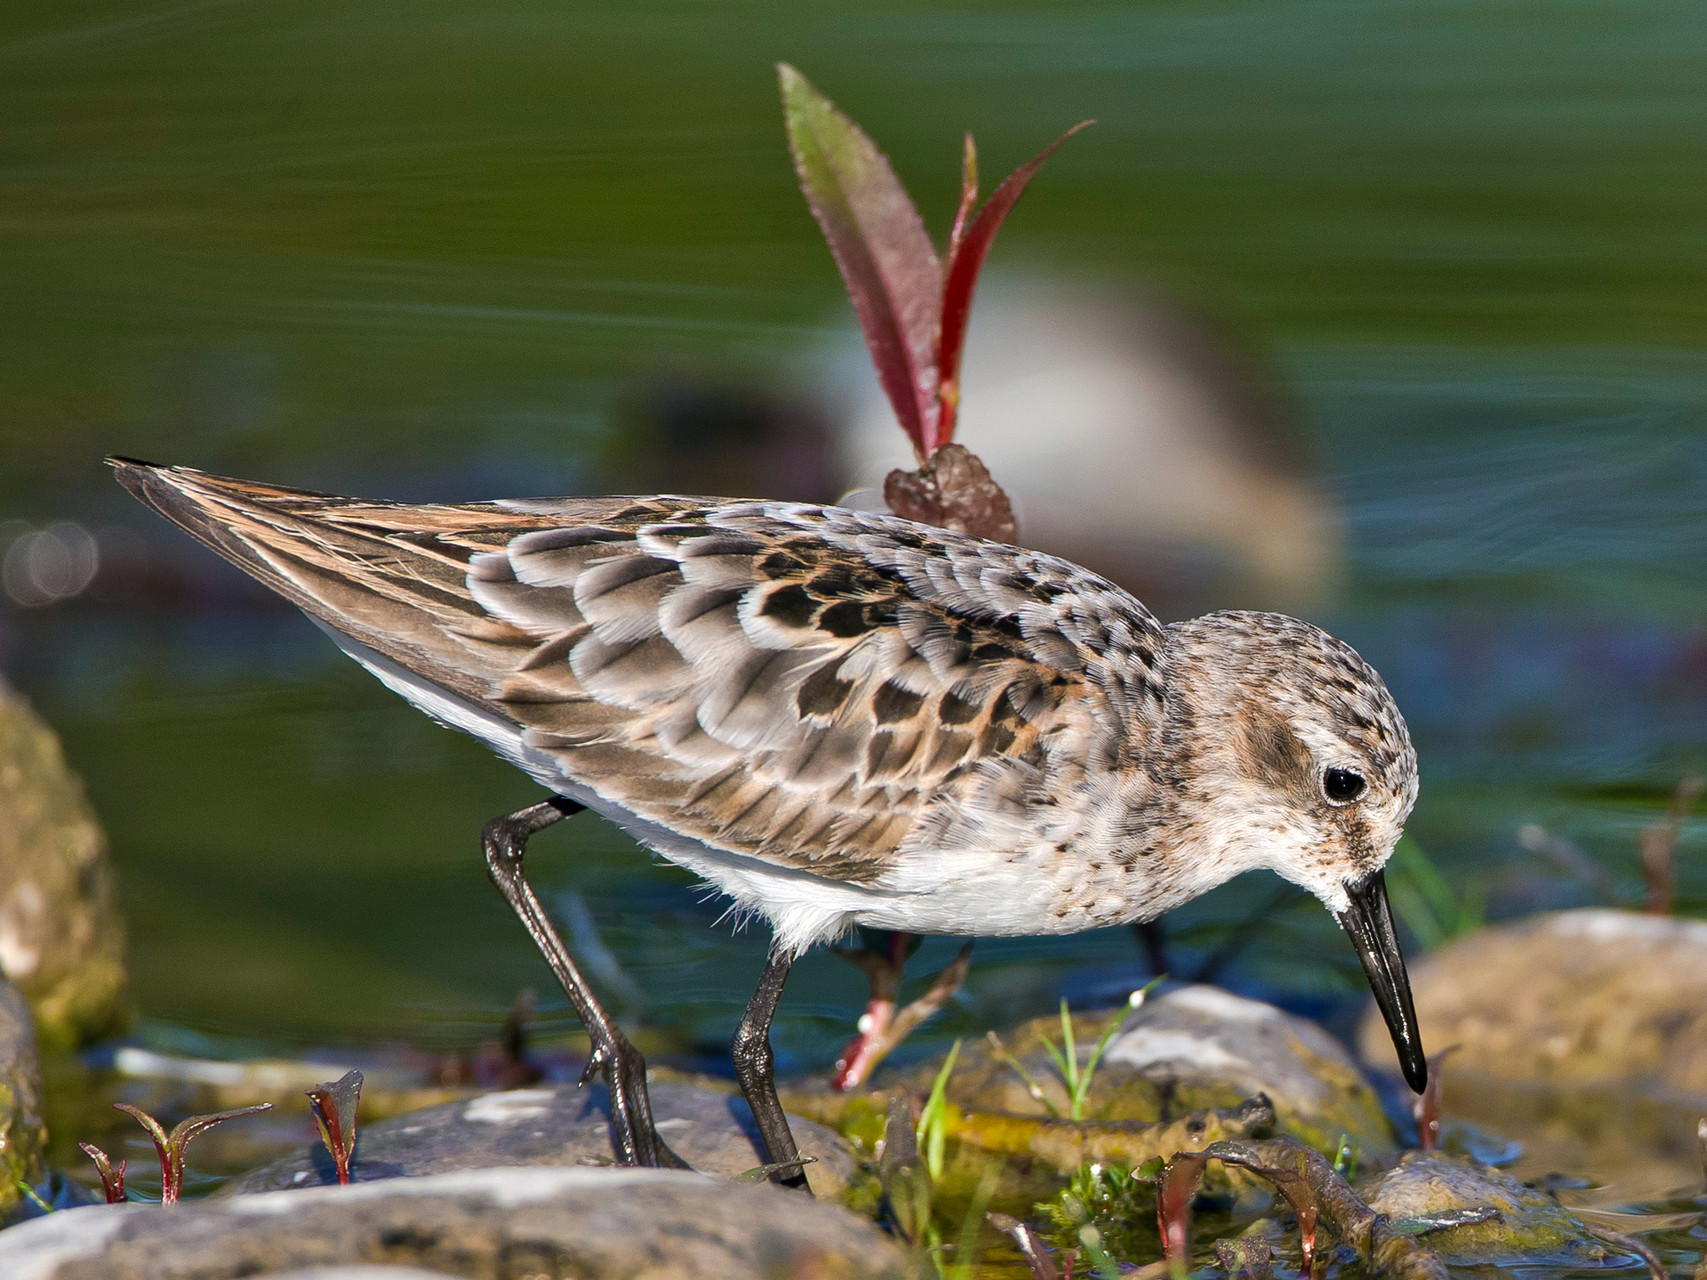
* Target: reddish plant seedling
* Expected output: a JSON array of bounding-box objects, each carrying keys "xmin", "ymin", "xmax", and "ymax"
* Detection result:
[
  {"xmin": 77, "ymin": 1142, "xmax": 127, "ymax": 1204},
  {"xmin": 112, "ymin": 1101, "xmax": 274, "ymax": 1204},
  {"xmin": 986, "ymin": 1211, "xmax": 1060, "ymax": 1280},
  {"xmin": 1412, "ymin": 1044, "xmax": 1460, "ymax": 1152},
  {"xmin": 1156, "ymin": 1150, "xmax": 1212, "ymax": 1263},
  {"xmin": 306, "ymin": 1068, "xmax": 364, "ymax": 1185},
  {"xmin": 778, "ymin": 63, "xmax": 1090, "ymax": 463},
  {"xmin": 1211, "ymin": 1148, "xmax": 1321, "ymax": 1274}
]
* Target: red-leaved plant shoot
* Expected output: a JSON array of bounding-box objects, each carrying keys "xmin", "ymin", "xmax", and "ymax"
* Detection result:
[
  {"xmin": 1157, "ymin": 1150, "xmax": 1212, "ymax": 1265},
  {"xmin": 1161, "ymin": 1143, "xmax": 1331, "ymax": 1276},
  {"xmin": 1211, "ymin": 1145, "xmax": 1322, "ymax": 1275},
  {"xmin": 306, "ymin": 1068, "xmax": 364, "ymax": 1185},
  {"xmin": 1412, "ymin": 1044, "xmax": 1459, "ymax": 1153},
  {"xmin": 112, "ymin": 1101, "xmax": 273, "ymax": 1204},
  {"xmin": 77, "ymin": 1142, "xmax": 127, "ymax": 1204},
  {"xmin": 783, "ymin": 65, "xmax": 1088, "ymax": 1090},
  {"xmin": 779, "ymin": 63, "xmax": 1089, "ymax": 541}
]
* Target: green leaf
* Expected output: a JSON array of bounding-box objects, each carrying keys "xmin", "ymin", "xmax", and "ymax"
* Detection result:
[{"xmin": 918, "ymin": 1038, "xmax": 962, "ymax": 1181}]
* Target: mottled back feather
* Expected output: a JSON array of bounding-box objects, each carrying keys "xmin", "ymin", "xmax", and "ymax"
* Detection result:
[{"xmin": 115, "ymin": 464, "xmax": 1168, "ymax": 886}]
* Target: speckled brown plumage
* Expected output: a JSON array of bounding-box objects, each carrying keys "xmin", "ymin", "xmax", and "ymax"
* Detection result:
[{"xmin": 112, "ymin": 461, "xmax": 1419, "ymax": 963}]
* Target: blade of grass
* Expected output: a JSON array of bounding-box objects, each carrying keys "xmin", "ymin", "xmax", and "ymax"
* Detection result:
[
  {"xmin": 919, "ymin": 1039, "xmax": 963, "ymax": 1181},
  {"xmin": 986, "ymin": 1029, "xmax": 1061, "ymax": 1118}
]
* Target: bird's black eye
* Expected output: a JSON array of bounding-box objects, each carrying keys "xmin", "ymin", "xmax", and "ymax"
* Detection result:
[{"xmin": 1322, "ymin": 767, "xmax": 1366, "ymax": 804}]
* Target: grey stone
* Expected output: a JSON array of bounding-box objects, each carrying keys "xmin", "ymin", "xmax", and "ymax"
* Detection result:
[
  {"xmin": 224, "ymin": 1078, "xmax": 856, "ymax": 1200},
  {"xmin": 0, "ymin": 680, "xmax": 126, "ymax": 1051},
  {"xmin": 1360, "ymin": 1152, "xmax": 1610, "ymax": 1266},
  {"xmin": 925, "ymin": 985, "xmax": 1395, "ymax": 1155},
  {"xmin": 1357, "ymin": 908, "xmax": 1707, "ymax": 1093},
  {"xmin": 0, "ymin": 1166, "xmax": 918, "ymax": 1280}
]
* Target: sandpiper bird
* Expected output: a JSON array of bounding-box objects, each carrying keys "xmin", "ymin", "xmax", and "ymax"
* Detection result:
[{"xmin": 112, "ymin": 459, "xmax": 1427, "ymax": 1187}]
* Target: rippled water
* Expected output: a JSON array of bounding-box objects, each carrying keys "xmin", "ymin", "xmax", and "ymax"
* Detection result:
[{"xmin": 2, "ymin": 0, "xmax": 1705, "ymax": 1264}]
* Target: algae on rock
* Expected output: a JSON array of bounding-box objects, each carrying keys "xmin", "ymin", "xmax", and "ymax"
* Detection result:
[
  {"xmin": 1361, "ymin": 1152, "xmax": 1611, "ymax": 1266},
  {"xmin": 923, "ymin": 987, "xmax": 1396, "ymax": 1158},
  {"xmin": 0, "ymin": 679, "xmax": 128, "ymax": 1050},
  {"xmin": 0, "ymin": 979, "xmax": 47, "ymax": 1212}
]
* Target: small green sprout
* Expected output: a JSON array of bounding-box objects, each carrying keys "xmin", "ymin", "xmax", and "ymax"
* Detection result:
[
  {"xmin": 15, "ymin": 1179, "xmax": 56, "ymax": 1213},
  {"xmin": 1332, "ymin": 1133, "xmax": 1360, "ymax": 1182},
  {"xmin": 1042, "ymin": 999, "xmax": 1121, "ymax": 1123},
  {"xmin": 1012, "ymin": 978, "xmax": 1162, "ymax": 1122},
  {"xmin": 917, "ymin": 1039, "xmax": 962, "ymax": 1181}
]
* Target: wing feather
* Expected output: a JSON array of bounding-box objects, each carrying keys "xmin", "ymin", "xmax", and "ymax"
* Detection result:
[{"xmin": 112, "ymin": 462, "xmax": 1165, "ymax": 885}]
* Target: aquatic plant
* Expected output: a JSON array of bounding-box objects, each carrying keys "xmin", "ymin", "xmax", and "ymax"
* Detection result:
[
  {"xmin": 76, "ymin": 1143, "xmax": 126, "ymax": 1204},
  {"xmin": 874, "ymin": 1044, "xmax": 1003, "ymax": 1278},
  {"xmin": 778, "ymin": 63, "xmax": 1088, "ymax": 477},
  {"xmin": 991, "ymin": 981, "xmax": 1162, "ymax": 1121},
  {"xmin": 1412, "ymin": 1045, "xmax": 1460, "ymax": 1150},
  {"xmin": 985, "ymin": 1211, "xmax": 1063, "ymax": 1280},
  {"xmin": 1039, "ymin": 1157, "xmax": 1164, "ymax": 1277},
  {"xmin": 15, "ymin": 1178, "xmax": 59, "ymax": 1213},
  {"xmin": 1159, "ymin": 1136, "xmax": 1451, "ymax": 1280},
  {"xmin": 305, "ymin": 1068, "xmax": 363, "ymax": 1185},
  {"xmin": 110, "ymin": 1101, "xmax": 273, "ymax": 1204}
]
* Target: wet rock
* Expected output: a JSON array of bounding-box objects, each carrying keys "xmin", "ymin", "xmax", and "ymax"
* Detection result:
[
  {"xmin": 1357, "ymin": 909, "xmax": 1707, "ymax": 1091},
  {"xmin": 224, "ymin": 1078, "xmax": 857, "ymax": 1200},
  {"xmin": 0, "ymin": 1166, "xmax": 918, "ymax": 1280},
  {"xmin": 1360, "ymin": 1152, "xmax": 1611, "ymax": 1266},
  {"xmin": 926, "ymin": 986, "xmax": 1395, "ymax": 1156},
  {"xmin": 0, "ymin": 680, "xmax": 126, "ymax": 1050},
  {"xmin": 0, "ymin": 979, "xmax": 47, "ymax": 1213},
  {"xmin": 1434, "ymin": 1072, "xmax": 1705, "ymax": 1206}
]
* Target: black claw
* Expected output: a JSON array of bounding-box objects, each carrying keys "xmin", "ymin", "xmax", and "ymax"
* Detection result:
[
  {"xmin": 733, "ymin": 951, "xmax": 810, "ymax": 1193},
  {"xmin": 483, "ymin": 797, "xmax": 688, "ymax": 1170}
]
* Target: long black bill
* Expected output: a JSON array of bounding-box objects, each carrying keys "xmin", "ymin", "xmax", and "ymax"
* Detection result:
[{"xmin": 1334, "ymin": 869, "xmax": 1427, "ymax": 1094}]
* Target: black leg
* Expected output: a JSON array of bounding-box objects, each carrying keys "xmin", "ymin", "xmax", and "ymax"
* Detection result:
[
  {"xmin": 732, "ymin": 949, "xmax": 809, "ymax": 1192},
  {"xmin": 482, "ymin": 797, "xmax": 688, "ymax": 1170},
  {"xmin": 1133, "ymin": 917, "xmax": 1169, "ymax": 978}
]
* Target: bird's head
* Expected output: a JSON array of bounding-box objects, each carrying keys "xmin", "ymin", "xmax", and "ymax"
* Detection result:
[{"xmin": 1159, "ymin": 610, "xmax": 1426, "ymax": 1091}]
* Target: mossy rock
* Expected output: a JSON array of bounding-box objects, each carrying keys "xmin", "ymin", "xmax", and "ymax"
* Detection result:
[
  {"xmin": 914, "ymin": 986, "xmax": 1395, "ymax": 1158},
  {"xmin": 0, "ymin": 681, "xmax": 128, "ymax": 1050},
  {"xmin": 0, "ymin": 980, "xmax": 47, "ymax": 1214},
  {"xmin": 1361, "ymin": 1152, "xmax": 1611, "ymax": 1266}
]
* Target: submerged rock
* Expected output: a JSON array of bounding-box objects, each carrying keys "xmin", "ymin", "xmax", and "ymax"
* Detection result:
[
  {"xmin": 925, "ymin": 986, "xmax": 1395, "ymax": 1156},
  {"xmin": 0, "ymin": 680, "xmax": 127, "ymax": 1050},
  {"xmin": 224, "ymin": 1078, "xmax": 857, "ymax": 1200},
  {"xmin": 1358, "ymin": 909, "xmax": 1707, "ymax": 1091},
  {"xmin": 1361, "ymin": 1152, "xmax": 1611, "ymax": 1267},
  {"xmin": 0, "ymin": 979, "xmax": 46, "ymax": 1214},
  {"xmin": 0, "ymin": 1166, "xmax": 917, "ymax": 1279}
]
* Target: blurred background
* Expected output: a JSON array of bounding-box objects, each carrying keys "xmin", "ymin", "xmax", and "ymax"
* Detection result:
[{"xmin": 0, "ymin": 0, "xmax": 1702, "ymax": 1078}]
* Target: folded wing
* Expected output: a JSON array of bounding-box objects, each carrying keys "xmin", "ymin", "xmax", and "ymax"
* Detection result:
[{"xmin": 112, "ymin": 461, "xmax": 1165, "ymax": 883}]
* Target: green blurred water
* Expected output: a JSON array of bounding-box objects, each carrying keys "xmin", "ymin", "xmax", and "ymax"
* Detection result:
[{"xmin": 0, "ymin": 0, "xmax": 1704, "ymax": 1172}]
